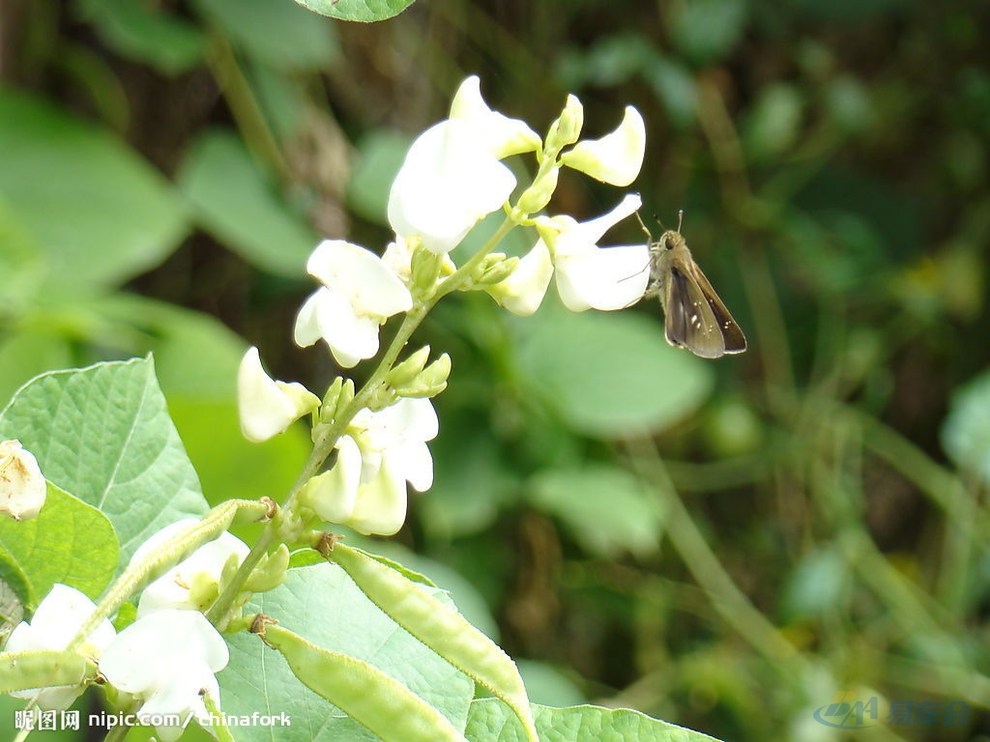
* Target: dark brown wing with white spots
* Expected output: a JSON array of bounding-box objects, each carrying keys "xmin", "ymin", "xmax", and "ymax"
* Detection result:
[
  {"xmin": 663, "ymin": 263, "xmax": 727, "ymax": 359},
  {"xmin": 688, "ymin": 261, "xmax": 747, "ymax": 355}
]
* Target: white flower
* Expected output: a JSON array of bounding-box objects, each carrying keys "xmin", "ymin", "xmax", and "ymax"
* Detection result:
[
  {"xmin": 238, "ymin": 347, "xmax": 320, "ymax": 443},
  {"xmin": 388, "ymin": 76, "xmax": 538, "ymax": 255},
  {"xmin": 99, "ymin": 609, "xmax": 228, "ymax": 742},
  {"xmin": 486, "ymin": 240, "xmax": 554, "ymax": 316},
  {"xmin": 560, "ymin": 106, "xmax": 646, "ymax": 187},
  {"xmin": 300, "ymin": 398, "xmax": 438, "ymax": 536},
  {"xmin": 540, "ymin": 194, "xmax": 650, "ymax": 311},
  {"xmin": 5, "ymin": 584, "xmax": 116, "ymax": 710},
  {"xmin": 294, "ymin": 240, "xmax": 413, "ymax": 368},
  {"xmin": 0, "ymin": 439, "xmax": 46, "ymax": 520},
  {"xmin": 130, "ymin": 520, "xmax": 250, "ymax": 618}
]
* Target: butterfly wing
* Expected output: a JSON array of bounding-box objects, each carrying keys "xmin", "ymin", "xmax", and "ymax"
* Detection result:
[
  {"xmin": 662, "ymin": 262, "xmax": 727, "ymax": 359},
  {"xmin": 688, "ymin": 262, "xmax": 747, "ymax": 355}
]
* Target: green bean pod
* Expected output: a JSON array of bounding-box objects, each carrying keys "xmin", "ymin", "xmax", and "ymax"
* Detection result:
[
  {"xmin": 260, "ymin": 622, "xmax": 465, "ymax": 742},
  {"xmin": 327, "ymin": 543, "xmax": 538, "ymax": 742}
]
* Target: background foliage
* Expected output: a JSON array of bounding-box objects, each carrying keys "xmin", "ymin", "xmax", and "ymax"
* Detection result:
[{"xmin": 1, "ymin": 0, "xmax": 989, "ymax": 740}]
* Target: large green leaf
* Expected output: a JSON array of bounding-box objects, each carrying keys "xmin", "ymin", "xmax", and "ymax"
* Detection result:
[
  {"xmin": 75, "ymin": 0, "xmax": 207, "ymax": 74},
  {"xmin": 177, "ymin": 130, "xmax": 316, "ymax": 278},
  {"xmin": 219, "ymin": 563, "xmax": 474, "ymax": 741},
  {"xmin": 293, "ymin": 0, "xmax": 416, "ymax": 23},
  {"xmin": 0, "ymin": 358, "xmax": 208, "ymax": 566},
  {"xmin": 0, "ymin": 482, "xmax": 119, "ymax": 609},
  {"xmin": 465, "ymin": 698, "xmax": 721, "ymax": 742},
  {"xmin": 513, "ymin": 302, "xmax": 714, "ymax": 437},
  {"xmin": 0, "ymin": 91, "xmax": 189, "ymax": 295},
  {"xmin": 528, "ymin": 465, "xmax": 664, "ymax": 558}
]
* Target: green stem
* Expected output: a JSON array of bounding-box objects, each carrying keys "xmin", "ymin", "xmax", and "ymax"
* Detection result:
[
  {"xmin": 206, "ymin": 32, "xmax": 291, "ymax": 184},
  {"xmin": 624, "ymin": 436, "xmax": 807, "ymax": 675}
]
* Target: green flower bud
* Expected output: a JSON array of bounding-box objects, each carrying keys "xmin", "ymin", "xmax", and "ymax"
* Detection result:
[
  {"xmin": 320, "ymin": 377, "xmax": 345, "ymax": 423},
  {"xmin": 387, "ymin": 346, "xmax": 432, "ymax": 388},
  {"xmin": 545, "ymin": 95, "xmax": 584, "ymax": 157},
  {"xmin": 402, "ymin": 353, "xmax": 452, "ymax": 399},
  {"xmin": 244, "ymin": 545, "xmax": 290, "ymax": 593},
  {"xmin": 411, "ymin": 245, "xmax": 444, "ymax": 297},
  {"xmin": 515, "ymin": 167, "xmax": 559, "ymax": 216},
  {"xmin": 477, "ymin": 256, "xmax": 520, "ymax": 287}
]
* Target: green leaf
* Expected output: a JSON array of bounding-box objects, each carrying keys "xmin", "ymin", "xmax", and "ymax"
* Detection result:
[
  {"xmin": 0, "ymin": 358, "xmax": 209, "ymax": 567},
  {"xmin": 669, "ymin": 0, "xmax": 747, "ymax": 66},
  {"xmin": 513, "ymin": 302, "xmax": 714, "ymax": 437},
  {"xmin": 643, "ymin": 57, "xmax": 698, "ymax": 128},
  {"xmin": 515, "ymin": 660, "xmax": 586, "ymax": 707},
  {"xmin": 0, "ymin": 482, "xmax": 119, "ymax": 609},
  {"xmin": 528, "ymin": 465, "xmax": 663, "ymax": 559},
  {"xmin": 0, "ymin": 332, "xmax": 74, "ymax": 412},
  {"xmin": 219, "ymin": 563, "xmax": 474, "ymax": 741},
  {"xmin": 75, "ymin": 0, "xmax": 207, "ymax": 74},
  {"xmin": 742, "ymin": 84, "xmax": 804, "ymax": 161},
  {"xmin": 293, "ymin": 0, "xmax": 416, "ymax": 23},
  {"xmin": 263, "ymin": 623, "xmax": 464, "ymax": 742},
  {"xmin": 0, "ymin": 196, "xmax": 47, "ymax": 307},
  {"xmin": 347, "ymin": 130, "xmax": 413, "ymax": 225},
  {"xmin": 192, "ymin": 0, "xmax": 339, "ymax": 70},
  {"xmin": 329, "ymin": 544, "xmax": 537, "ymax": 741},
  {"xmin": 177, "ymin": 130, "xmax": 316, "ymax": 278},
  {"xmin": 88, "ymin": 293, "xmax": 246, "ymax": 401},
  {"xmin": 941, "ymin": 368, "xmax": 990, "ymax": 485},
  {"xmin": 465, "ymin": 698, "xmax": 722, "ymax": 742},
  {"xmin": 0, "ymin": 91, "xmax": 189, "ymax": 295}
]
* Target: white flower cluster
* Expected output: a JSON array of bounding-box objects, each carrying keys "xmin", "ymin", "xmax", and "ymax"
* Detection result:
[
  {"xmin": 4, "ymin": 521, "xmax": 245, "ymax": 740},
  {"xmin": 238, "ymin": 75, "xmax": 647, "ymax": 537}
]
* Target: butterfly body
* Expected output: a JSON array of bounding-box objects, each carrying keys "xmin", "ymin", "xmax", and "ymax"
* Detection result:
[{"xmin": 645, "ymin": 227, "xmax": 747, "ymax": 359}]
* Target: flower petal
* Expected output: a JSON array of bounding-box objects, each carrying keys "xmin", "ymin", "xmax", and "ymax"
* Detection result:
[
  {"xmin": 556, "ymin": 243, "xmax": 650, "ymax": 311},
  {"xmin": 346, "ymin": 458, "xmax": 408, "ymax": 536},
  {"xmin": 553, "ymin": 194, "xmax": 643, "ymax": 258},
  {"xmin": 300, "ymin": 435, "xmax": 362, "ymax": 523},
  {"xmin": 560, "ymin": 106, "xmax": 646, "ymax": 186},
  {"xmin": 307, "ymin": 240, "xmax": 412, "ymax": 318},
  {"xmin": 486, "ymin": 239, "xmax": 554, "ymax": 316},
  {"xmin": 388, "ymin": 121, "xmax": 516, "ymax": 254},
  {"xmin": 449, "ymin": 75, "xmax": 541, "ymax": 158}
]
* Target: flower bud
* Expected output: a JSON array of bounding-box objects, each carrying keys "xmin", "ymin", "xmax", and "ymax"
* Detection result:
[
  {"xmin": 515, "ymin": 167, "xmax": 559, "ymax": 216},
  {"xmin": 411, "ymin": 244, "xmax": 444, "ymax": 297},
  {"xmin": 0, "ymin": 439, "xmax": 46, "ymax": 521},
  {"xmin": 402, "ymin": 353, "xmax": 452, "ymax": 398},
  {"xmin": 320, "ymin": 377, "xmax": 345, "ymax": 423},
  {"xmin": 545, "ymin": 94, "xmax": 584, "ymax": 156},
  {"xmin": 386, "ymin": 346, "xmax": 432, "ymax": 389},
  {"xmin": 244, "ymin": 545, "xmax": 290, "ymax": 593}
]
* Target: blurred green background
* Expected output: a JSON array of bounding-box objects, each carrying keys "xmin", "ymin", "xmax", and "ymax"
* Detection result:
[{"xmin": 2, "ymin": 0, "xmax": 989, "ymax": 740}]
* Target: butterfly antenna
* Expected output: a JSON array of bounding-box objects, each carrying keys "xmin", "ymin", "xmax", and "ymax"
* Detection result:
[
  {"xmin": 634, "ymin": 211, "xmax": 653, "ymax": 241},
  {"xmin": 676, "ymin": 209, "xmax": 684, "ymax": 232}
]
